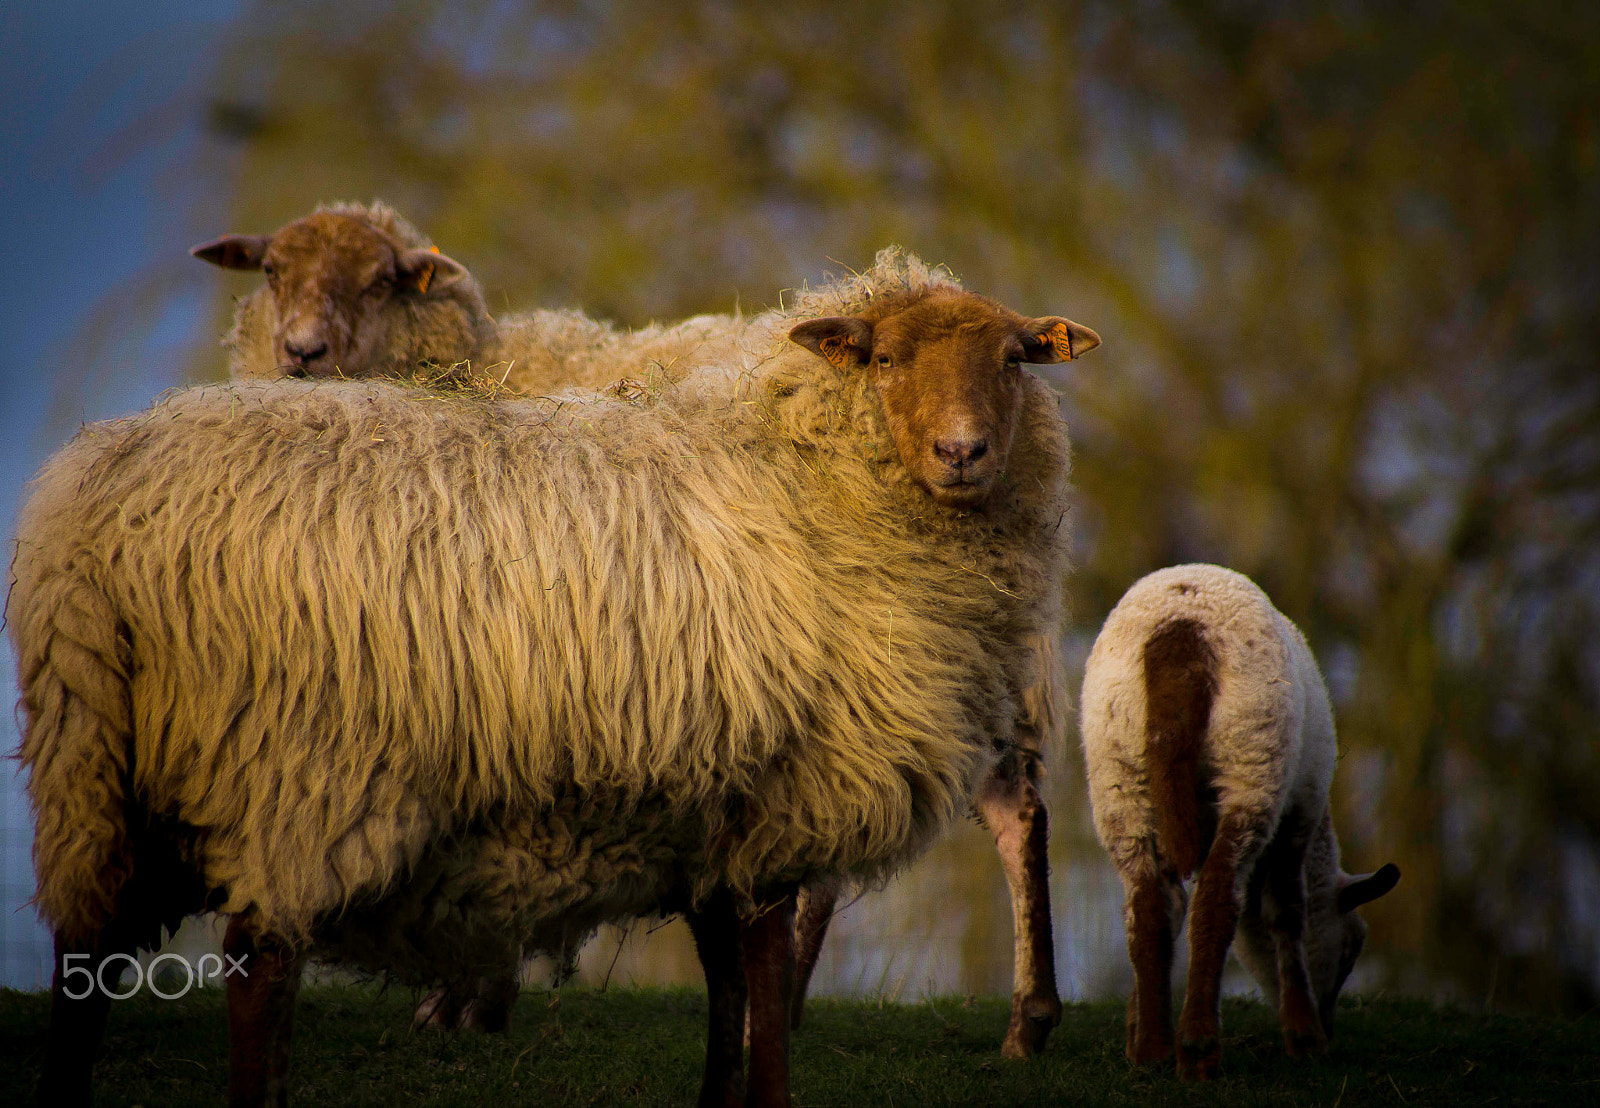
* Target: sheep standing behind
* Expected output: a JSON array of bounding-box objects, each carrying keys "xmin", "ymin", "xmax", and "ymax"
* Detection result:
[
  {"xmin": 197, "ymin": 210, "xmax": 1076, "ymax": 1056},
  {"xmin": 15, "ymin": 250, "xmax": 1095, "ymax": 1105},
  {"xmin": 194, "ymin": 201, "xmax": 748, "ymax": 395},
  {"xmin": 192, "ymin": 201, "xmax": 493, "ymax": 381},
  {"xmin": 1079, "ymin": 564, "xmax": 1399, "ymax": 1079}
]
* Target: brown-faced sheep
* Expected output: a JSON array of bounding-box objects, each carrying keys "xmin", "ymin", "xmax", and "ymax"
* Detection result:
[
  {"xmin": 12, "ymin": 250, "xmax": 1096, "ymax": 1106},
  {"xmin": 192, "ymin": 201, "xmax": 492, "ymax": 381},
  {"xmin": 194, "ymin": 201, "xmax": 745, "ymax": 395},
  {"xmin": 201, "ymin": 209, "xmax": 1076, "ymax": 1056},
  {"xmin": 777, "ymin": 255, "xmax": 1084, "ymax": 1056},
  {"xmin": 1079, "ymin": 564, "xmax": 1400, "ymax": 1079}
]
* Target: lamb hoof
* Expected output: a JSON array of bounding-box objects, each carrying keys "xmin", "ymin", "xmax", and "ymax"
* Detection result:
[
  {"xmin": 1177, "ymin": 1038, "xmax": 1222, "ymax": 1081},
  {"xmin": 1127, "ymin": 1033, "xmax": 1174, "ymax": 1066},
  {"xmin": 1001, "ymin": 995, "xmax": 1062, "ymax": 1058},
  {"xmin": 1284, "ymin": 1024, "xmax": 1329, "ymax": 1058},
  {"xmin": 1125, "ymin": 1013, "xmax": 1174, "ymax": 1065}
]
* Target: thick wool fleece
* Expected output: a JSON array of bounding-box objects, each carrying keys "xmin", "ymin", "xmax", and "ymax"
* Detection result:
[
  {"xmin": 494, "ymin": 309, "xmax": 753, "ymax": 396},
  {"xmin": 1079, "ymin": 564, "xmax": 1337, "ymax": 888},
  {"xmin": 12, "ymin": 250, "xmax": 1072, "ymax": 982}
]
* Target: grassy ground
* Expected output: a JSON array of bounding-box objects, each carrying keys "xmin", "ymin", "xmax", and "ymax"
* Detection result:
[{"xmin": 1, "ymin": 985, "xmax": 1595, "ymax": 1106}]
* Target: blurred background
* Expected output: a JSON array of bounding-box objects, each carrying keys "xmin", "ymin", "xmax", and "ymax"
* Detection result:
[{"xmin": 3, "ymin": 0, "xmax": 1597, "ymax": 1016}]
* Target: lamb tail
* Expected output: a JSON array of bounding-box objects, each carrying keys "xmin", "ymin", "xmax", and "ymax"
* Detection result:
[{"xmin": 1142, "ymin": 617, "xmax": 1218, "ymax": 879}]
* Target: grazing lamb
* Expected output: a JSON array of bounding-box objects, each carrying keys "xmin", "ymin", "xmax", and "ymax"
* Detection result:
[
  {"xmin": 200, "ymin": 208, "xmax": 1075, "ymax": 1057},
  {"xmin": 194, "ymin": 201, "xmax": 744, "ymax": 394},
  {"xmin": 12, "ymin": 249, "xmax": 1097, "ymax": 1106},
  {"xmin": 1079, "ymin": 564, "xmax": 1400, "ymax": 1079}
]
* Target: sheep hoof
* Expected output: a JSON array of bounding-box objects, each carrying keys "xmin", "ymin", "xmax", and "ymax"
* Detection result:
[
  {"xmin": 1001, "ymin": 994, "xmax": 1062, "ymax": 1058},
  {"xmin": 458, "ymin": 998, "xmax": 511, "ymax": 1034},
  {"xmin": 1284, "ymin": 1024, "xmax": 1329, "ymax": 1058},
  {"xmin": 412, "ymin": 987, "xmax": 459, "ymax": 1030},
  {"xmin": 1177, "ymin": 1038, "xmax": 1222, "ymax": 1081},
  {"xmin": 1127, "ymin": 1032, "xmax": 1174, "ymax": 1065}
]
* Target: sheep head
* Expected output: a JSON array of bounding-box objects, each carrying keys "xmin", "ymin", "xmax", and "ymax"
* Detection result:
[
  {"xmin": 790, "ymin": 290, "xmax": 1099, "ymax": 510},
  {"xmin": 193, "ymin": 211, "xmax": 472, "ymax": 378},
  {"xmin": 1306, "ymin": 860, "xmax": 1401, "ymax": 1034}
]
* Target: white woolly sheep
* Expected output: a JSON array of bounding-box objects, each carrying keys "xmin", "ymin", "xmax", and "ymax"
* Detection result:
[
  {"xmin": 200, "ymin": 208, "xmax": 1077, "ymax": 1056},
  {"xmin": 12, "ymin": 249, "xmax": 1097, "ymax": 1105},
  {"xmin": 1079, "ymin": 564, "xmax": 1400, "ymax": 1079}
]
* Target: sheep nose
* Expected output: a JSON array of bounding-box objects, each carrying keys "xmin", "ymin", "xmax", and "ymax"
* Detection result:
[
  {"xmin": 934, "ymin": 438, "xmax": 988, "ymax": 466},
  {"xmin": 285, "ymin": 339, "xmax": 328, "ymax": 366}
]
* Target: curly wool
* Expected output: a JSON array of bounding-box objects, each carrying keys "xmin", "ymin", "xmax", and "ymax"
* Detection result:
[
  {"xmin": 491, "ymin": 308, "xmax": 752, "ymax": 397},
  {"xmin": 1079, "ymin": 563, "xmax": 1331, "ymax": 877},
  {"xmin": 12, "ymin": 251, "xmax": 1072, "ymax": 981}
]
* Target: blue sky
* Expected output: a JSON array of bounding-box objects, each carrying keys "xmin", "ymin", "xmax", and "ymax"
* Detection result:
[{"xmin": 0, "ymin": 0, "xmax": 243, "ymax": 986}]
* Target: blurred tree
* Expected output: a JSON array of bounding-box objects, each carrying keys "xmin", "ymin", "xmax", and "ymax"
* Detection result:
[{"xmin": 74, "ymin": 0, "xmax": 1600, "ymax": 1010}]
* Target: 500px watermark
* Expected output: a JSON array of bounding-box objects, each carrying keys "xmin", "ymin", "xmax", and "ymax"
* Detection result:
[{"xmin": 60, "ymin": 952, "xmax": 249, "ymax": 1000}]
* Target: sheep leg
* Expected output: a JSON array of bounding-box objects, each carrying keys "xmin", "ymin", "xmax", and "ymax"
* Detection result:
[
  {"xmin": 688, "ymin": 892, "xmax": 747, "ymax": 1108},
  {"xmin": 458, "ymin": 970, "xmax": 520, "ymax": 1032},
  {"xmin": 1121, "ymin": 864, "xmax": 1178, "ymax": 1064},
  {"xmin": 412, "ymin": 983, "xmax": 466, "ymax": 1030},
  {"xmin": 790, "ymin": 878, "xmax": 838, "ymax": 1030},
  {"xmin": 224, "ymin": 916, "xmax": 304, "ymax": 1108},
  {"xmin": 1258, "ymin": 817, "xmax": 1328, "ymax": 1057},
  {"xmin": 1177, "ymin": 815, "xmax": 1251, "ymax": 1081},
  {"xmin": 415, "ymin": 961, "xmax": 519, "ymax": 1032},
  {"xmin": 975, "ymin": 749, "xmax": 1062, "ymax": 1058},
  {"xmin": 36, "ymin": 927, "xmax": 133, "ymax": 1107},
  {"xmin": 743, "ymin": 890, "xmax": 797, "ymax": 1108}
]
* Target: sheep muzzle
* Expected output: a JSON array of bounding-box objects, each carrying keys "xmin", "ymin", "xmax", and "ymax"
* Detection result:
[{"xmin": 790, "ymin": 290, "xmax": 1101, "ymax": 511}]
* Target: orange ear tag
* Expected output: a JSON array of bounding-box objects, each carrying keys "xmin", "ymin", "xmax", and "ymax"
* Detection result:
[
  {"xmin": 413, "ymin": 245, "xmax": 442, "ymax": 293},
  {"xmin": 819, "ymin": 335, "xmax": 853, "ymax": 368},
  {"xmin": 1046, "ymin": 322, "xmax": 1075, "ymax": 360}
]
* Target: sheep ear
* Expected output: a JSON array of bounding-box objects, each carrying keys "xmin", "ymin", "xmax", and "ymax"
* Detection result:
[
  {"xmin": 1020, "ymin": 316, "xmax": 1101, "ymax": 363},
  {"xmin": 790, "ymin": 317, "xmax": 873, "ymax": 369},
  {"xmin": 191, "ymin": 234, "xmax": 270, "ymax": 270},
  {"xmin": 396, "ymin": 247, "xmax": 470, "ymax": 296},
  {"xmin": 1337, "ymin": 862, "xmax": 1400, "ymax": 913}
]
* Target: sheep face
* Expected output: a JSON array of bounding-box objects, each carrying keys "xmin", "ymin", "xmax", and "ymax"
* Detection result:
[
  {"xmin": 193, "ymin": 212, "xmax": 470, "ymax": 377},
  {"xmin": 790, "ymin": 291, "xmax": 1099, "ymax": 509},
  {"xmin": 1305, "ymin": 863, "xmax": 1401, "ymax": 1033}
]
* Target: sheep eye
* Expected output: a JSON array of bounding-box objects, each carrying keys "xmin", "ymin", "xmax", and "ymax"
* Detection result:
[{"xmin": 876, "ymin": 354, "xmax": 892, "ymax": 368}]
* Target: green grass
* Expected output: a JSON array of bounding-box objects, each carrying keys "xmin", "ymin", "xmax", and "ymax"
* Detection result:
[{"xmin": 1, "ymin": 985, "xmax": 1595, "ymax": 1106}]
